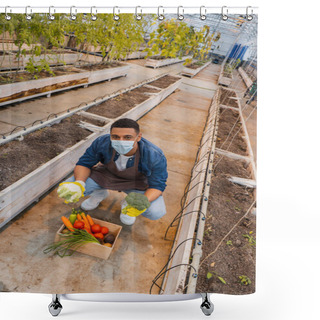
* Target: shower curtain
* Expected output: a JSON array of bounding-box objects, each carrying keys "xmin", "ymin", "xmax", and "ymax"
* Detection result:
[{"xmin": 0, "ymin": 9, "xmax": 257, "ymax": 296}]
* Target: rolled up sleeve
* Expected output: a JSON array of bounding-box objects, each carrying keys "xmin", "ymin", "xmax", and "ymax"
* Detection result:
[{"xmin": 147, "ymin": 154, "xmax": 168, "ymax": 192}]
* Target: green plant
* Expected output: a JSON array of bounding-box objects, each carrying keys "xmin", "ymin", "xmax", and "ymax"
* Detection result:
[
  {"xmin": 239, "ymin": 275, "xmax": 251, "ymax": 286},
  {"xmin": 242, "ymin": 231, "xmax": 256, "ymax": 246},
  {"xmin": 226, "ymin": 240, "xmax": 233, "ymax": 246},
  {"xmin": 207, "ymin": 271, "xmax": 226, "ymax": 284},
  {"xmin": 144, "ymin": 18, "xmax": 220, "ymax": 65}
]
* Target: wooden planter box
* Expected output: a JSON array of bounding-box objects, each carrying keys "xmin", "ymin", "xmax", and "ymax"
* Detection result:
[
  {"xmin": 238, "ymin": 67, "xmax": 253, "ymax": 88},
  {"xmin": 55, "ymin": 217, "xmax": 122, "ymax": 260},
  {"xmin": 145, "ymin": 55, "xmax": 192, "ymax": 69},
  {"xmin": 181, "ymin": 60, "xmax": 211, "ymax": 78},
  {"xmin": 0, "ymin": 64, "xmax": 130, "ymax": 107},
  {"xmin": 0, "ymin": 75, "xmax": 182, "ymax": 229},
  {"xmin": 218, "ymin": 71, "xmax": 233, "ymax": 87},
  {"xmin": 0, "ymin": 51, "xmax": 82, "ymax": 69}
]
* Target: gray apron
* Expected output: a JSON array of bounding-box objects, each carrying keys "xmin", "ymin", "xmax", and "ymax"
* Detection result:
[{"xmin": 89, "ymin": 145, "xmax": 149, "ymax": 191}]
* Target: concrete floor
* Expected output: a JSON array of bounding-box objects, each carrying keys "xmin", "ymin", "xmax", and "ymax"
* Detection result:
[{"xmin": 0, "ymin": 62, "xmax": 221, "ymax": 294}]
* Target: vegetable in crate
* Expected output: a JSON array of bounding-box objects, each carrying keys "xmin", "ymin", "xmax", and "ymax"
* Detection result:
[
  {"xmin": 43, "ymin": 229, "xmax": 100, "ymax": 258},
  {"xmin": 57, "ymin": 181, "xmax": 85, "ymax": 203},
  {"xmin": 121, "ymin": 192, "xmax": 150, "ymax": 217}
]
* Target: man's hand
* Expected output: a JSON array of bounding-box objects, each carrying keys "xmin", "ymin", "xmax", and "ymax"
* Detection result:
[
  {"xmin": 57, "ymin": 181, "xmax": 85, "ymax": 204},
  {"xmin": 121, "ymin": 192, "xmax": 151, "ymax": 217}
]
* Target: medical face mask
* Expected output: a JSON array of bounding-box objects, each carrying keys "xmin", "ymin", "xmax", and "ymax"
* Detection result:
[{"xmin": 111, "ymin": 137, "xmax": 137, "ymax": 155}]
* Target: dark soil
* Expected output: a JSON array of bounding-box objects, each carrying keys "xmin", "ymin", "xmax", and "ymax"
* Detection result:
[
  {"xmin": 219, "ymin": 88, "xmax": 239, "ymax": 108},
  {"xmin": 148, "ymin": 56, "xmax": 173, "ymax": 60},
  {"xmin": 0, "ymin": 66, "xmax": 82, "ymax": 84},
  {"xmin": 0, "ymin": 114, "xmax": 97, "ymax": 192},
  {"xmin": 77, "ymin": 61, "xmax": 123, "ymax": 71},
  {"xmin": 213, "ymin": 154, "xmax": 251, "ymax": 179},
  {"xmin": 216, "ymin": 108, "xmax": 248, "ymax": 156},
  {"xmin": 87, "ymin": 84, "xmax": 163, "ymax": 119},
  {"xmin": 185, "ymin": 61, "xmax": 207, "ymax": 70},
  {"xmin": 147, "ymin": 75, "xmax": 180, "ymax": 89},
  {"xmin": 195, "ymin": 153, "xmax": 256, "ymax": 295}
]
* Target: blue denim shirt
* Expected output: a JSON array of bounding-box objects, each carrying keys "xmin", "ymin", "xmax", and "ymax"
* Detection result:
[{"xmin": 76, "ymin": 134, "xmax": 168, "ymax": 192}]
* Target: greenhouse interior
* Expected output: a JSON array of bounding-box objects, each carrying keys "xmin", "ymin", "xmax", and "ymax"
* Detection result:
[{"xmin": 0, "ymin": 12, "xmax": 257, "ymax": 298}]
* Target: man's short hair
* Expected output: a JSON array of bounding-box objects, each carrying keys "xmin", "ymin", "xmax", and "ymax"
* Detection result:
[{"xmin": 110, "ymin": 118, "xmax": 140, "ymax": 135}]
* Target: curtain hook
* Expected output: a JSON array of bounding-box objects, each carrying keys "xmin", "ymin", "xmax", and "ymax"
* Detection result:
[
  {"xmin": 48, "ymin": 6, "xmax": 55, "ymax": 20},
  {"xmin": 200, "ymin": 6, "xmax": 206, "ymax": 20},
  {"xmin": 157, "ymin": 6, "xmax": 164, "ymax": 20},
  {"xmin": 5, "ymin": 6, "xmax": 11, "ymax": 21},
  {"xmin": 246, "ymin": 6, "xmax": 253, "ymax": 21},
  {"xmin": 91, "ymin": 6, "xmax": 97, "ymax": 21},
  {"xmin": 25, "ymin": 6, "xmax": 32, "ymax": 20},
  {"xmin": 177, "ymin": 6, "xmax": 184, "ymax": 20},
  {"xmin": 113, "ymin": 6, "xmax": 120, "ymax": 21},
  {"xmin": 70, "ymin": 6, "xmax": 77, "ymax": 21},
  {"xmin": 135, "ymin": 6, "xmax": 142, "ymax": 20},
  {"xmin": 221, "ymin": 6, "xmax": 228, "ymax": 21}
]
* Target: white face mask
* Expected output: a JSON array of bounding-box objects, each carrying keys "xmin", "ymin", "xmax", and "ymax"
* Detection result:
[{"xmin": 111, "ymin": 137, "xmax": 138, "ymax": 155}]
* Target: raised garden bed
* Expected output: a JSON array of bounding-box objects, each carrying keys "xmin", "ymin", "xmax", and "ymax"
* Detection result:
[
  {"xmin": 218, "ymin": 64, "xmax": 233, "ymax": 87},
  {"xmin": 145, "ymin": 55, "xmax": 192, "ymax": 69},
  {"xmin": 238, "ymin": 67, "xmax": 253, "ymax": 88},
  {"xmin": 0, "ymin": 113, "xmax": 106, "ymax": 192},
  {"xmin": 88, "ymin": 85, "xmax": 161, "ymax": 119},
  {"xmin": 215, "ymin": 107, "xmax": 248, "ymax": 156},
  {"xmin": 195, "ymin": 152, "xmax": 256, "ymax": 294},
  {"xmin": 181, "ymin": 60, "xmax": 211, "ymax": 78},
  {"xmin": 0, "ymin": 63, "xmax": 130, "ymax": 107},
  {"xmin": 219, "ymin": 87, "xmax": 239, "ymax": 108},
  {"xmin": 0, "ymin": 74, "xmax": 182, "ymax": 229},
  {"xmin": 218, "ymin": 72, "xmax": 233, "ymax": 87},
  {"xmin": 0, "ymin": 50, "xmax": 81, "ymax": 70},
  {"xmin": 146, "ymin": 75, "xmax": 181, "ymax": 89},
  {"xmin": 161, "ymin": 85, "xmax": 256, "ymax": 294}
]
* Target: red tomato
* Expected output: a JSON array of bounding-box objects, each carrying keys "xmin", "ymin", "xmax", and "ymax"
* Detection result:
[
  {"xmin": 93, "ymin": 233, "xmax": 104, "ymax": 240},
  {"xmin": 73, "ymin": 220, "xmax": 85, "ymax": 229},
  {"xmin": 101, "ymin": 227, "xmax": 109, "ymax": 235},
  {"xmin": 91, "ymin": 224, "xmax": 101, "ymax": 233}
]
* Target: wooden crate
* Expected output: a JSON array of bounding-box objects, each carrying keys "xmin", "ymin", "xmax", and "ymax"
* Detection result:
[{"xmin": 54, "ymin": 217, "xmax": 122, "ymax": 260}]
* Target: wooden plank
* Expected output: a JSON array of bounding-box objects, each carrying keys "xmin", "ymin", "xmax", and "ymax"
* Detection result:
[
  {"xmin": 0, "ymin": 78, "xmax": 89, "ymax": 103},
  {"xmin": 228, "ymin": 176, "xmax": 256, "ymax": 188},
  {"xmin": 0, "ymin": 64, "xmax": 129, "ymax": 107},
  {"xmin": 145, "ymin": 56, "xmax": 192, "ymax": 68},
  {"xmin": 215, "ymin": 148, "xmax": 251, "ymax": 162},
  {"xmin": 238, "ymin": 67, "xmax": 253, "ymax": 88}
]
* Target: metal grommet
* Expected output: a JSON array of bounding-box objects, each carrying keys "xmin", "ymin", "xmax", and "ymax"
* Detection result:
[
  {"xmin": 70, "ymin": 6, "xmax": 77, "ymax": 21},
  {"xmin": 200, "ymin": 6, "xmax": 206, "ymax": 20},
  {"xmin": 25, "ymin": 6, "xmax": 32, "ymax": 20},
  {"xmin": 48, "ymin": 6, "xmax": 55, "ymax": 20},
  {"xmin": 5, "ymin": 6, "xmax": 11, "ymax": 21},
  {"xmin": 113, "ymin": 6, "xmax": 120, "ymax": 21},
  {"xmin": 157, "ymin": 6, "xmax": 164, "ymax": 20},
  {"xmin": 221, "ymin": 6, "xmax": 228, "ymax": 21},
  {"xmin": 91, "ymin": 6, "xmax": 97, "ymax": 21},
  {"xmin": 246, "ymin": 6, "xmax": 253, "ymax": 21},
  {"xmin": 177, "ymin": 6, "xmax": 184, "ymax": 20},
  {"xmin": 135, "ymin": 6, "xmax": 142, "ymax": 20}
]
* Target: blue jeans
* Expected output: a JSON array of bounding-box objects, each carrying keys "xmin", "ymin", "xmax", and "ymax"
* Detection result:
[{"xmin": 64, "ymin": 176, "xmax": 167, "ymax": 221}]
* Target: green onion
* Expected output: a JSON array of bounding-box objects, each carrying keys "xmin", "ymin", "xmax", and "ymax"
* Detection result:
[{"xmin": 43, "ymin": 229, "xmax": 100, "ymax": 258}]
